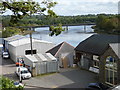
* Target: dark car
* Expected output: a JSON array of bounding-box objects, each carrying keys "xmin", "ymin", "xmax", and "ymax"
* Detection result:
[
  {"xmin": 86, "ymin": 83, "xmax": 109, "ymax": 90},
  {"xmin": 2, "ymin": 48, "xmax": 10, "ymax": 59}
]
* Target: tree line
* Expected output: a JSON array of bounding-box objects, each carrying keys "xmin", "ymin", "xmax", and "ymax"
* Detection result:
[
  {"xmin": 1, "ymin": 14, "xmax": 119, "ymax": 36},
  {"xmin": 93, "ymin": 14, "xmax": 120, "ymax": 35},
  {"xmin": 2, "ymin": 14, "xmax": 97, "ymax": 27}
]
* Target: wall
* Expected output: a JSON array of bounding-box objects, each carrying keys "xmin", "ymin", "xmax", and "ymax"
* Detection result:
[
  {"xmin": 8, "ymin": 44, "xmax": 16, "ymax": 62},
  {"xmin": 75, "ymin": 51, "xmax": 93, "ymax": 69},
  {"xmin": 55, "ymin": 43, "xmax": 75, "ymax": 67},
  {"xmin": 23, "ymin": 56, "xmax": 34, "ymax": 68},
  {"xmin": 9, "ymin": 42, "xmax": 54, "ymax": 62},
  {"xmin": 4, "ymin": 40, "xmax": 9, "ymax": 49}
]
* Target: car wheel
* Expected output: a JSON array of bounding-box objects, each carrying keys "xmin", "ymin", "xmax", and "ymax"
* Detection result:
[{"xmin": 22, "ymin": 76, "xmax": 24, "ymax": 80}]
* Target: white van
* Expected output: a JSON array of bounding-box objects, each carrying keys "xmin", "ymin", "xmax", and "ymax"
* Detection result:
[{"xmin": 16, "ymin": 67, "xmax": 31, "ymax": 79}]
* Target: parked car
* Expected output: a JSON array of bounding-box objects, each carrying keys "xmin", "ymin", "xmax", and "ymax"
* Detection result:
[
  {"xmin": 86, "ymin": 83, "xmax": 109, "ymax": 90},
  {"xmin": 112, "ymin": 85, "xmax": 120, "ymax": 90},
  {"xmin": 14, "ymin": 82, "xmax": 24, "ymax": 87},
  {"xmin": 15, "ymin": 67, "xmax": 31, "ymax": 79},
  {"xmin": 2, "ymin": 51, "xmax": 10, "ymax": 59},
  {"xmin": 2, "ymin": 47, "xmax": 10, "ymax": 59}
]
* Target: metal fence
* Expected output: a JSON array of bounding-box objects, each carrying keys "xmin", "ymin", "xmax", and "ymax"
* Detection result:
[{"xmin": 36, "ymin": 60, "xmax": 59, "ymax": 75}]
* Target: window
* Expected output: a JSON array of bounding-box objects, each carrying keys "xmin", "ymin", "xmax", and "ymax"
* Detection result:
[
  {"xmin": 105, "ymin": 56, "xmax": 117, "ymax": 85},
  {"xmin": 25, "ymin": 50, "xmax": 36, "ymax": 55},
  {"xmin": 93, "ymin": 55, "xmax": 99, "ymax": 68}
]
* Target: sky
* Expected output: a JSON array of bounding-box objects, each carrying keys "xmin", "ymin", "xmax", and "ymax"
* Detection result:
[
  {"xmin": 52, "ymin": 0, "xmax": 120, "ymax": 16},
  {"xmin": 3, "ymin": 0, "xmax": 120, "ymax": 16}
]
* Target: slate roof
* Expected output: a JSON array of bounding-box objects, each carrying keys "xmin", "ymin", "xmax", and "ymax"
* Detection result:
[
  {"xmin": 75, "ymin": 34, "xmax": 120, "ymax": 55},
  {"xmin": 46, "ymin": 42, "xmax": 64, "ymax": 56}
]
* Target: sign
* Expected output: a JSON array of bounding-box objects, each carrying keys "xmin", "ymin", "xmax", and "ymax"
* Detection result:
[
  {"xmin": 93, "ymin": 55, "xmax": 99, "ymax": 61},
  {"xmin": 89, "ymin": 67, "xmax": 99, "ymax": 73}
]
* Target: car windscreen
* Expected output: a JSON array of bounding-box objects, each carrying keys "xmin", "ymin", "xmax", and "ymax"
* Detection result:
[
  {"xmin": 3, "ymin": 54, "xmax": 8, "ymax": 56},
  {"xmin": 21, "ymin": 70, "xmax": 29, "ymax": 74}
]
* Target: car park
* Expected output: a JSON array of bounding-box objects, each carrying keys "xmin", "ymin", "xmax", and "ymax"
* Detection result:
[{"xmin": 15, "ymin": 67, "xmax": 31, "ymax": 79}]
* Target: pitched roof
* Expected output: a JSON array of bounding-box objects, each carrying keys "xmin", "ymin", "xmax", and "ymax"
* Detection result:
[
  {"xmin": 4, "ymin": 35, "xmax": 25, "ymax": 42},
  {"xmin": 46, "ymin": 42, "xmax": 64, "ymax": 56},
  {"xmin": 110, "ymin": 43, "xmax": 120, "ymax": 59},
  {"xmin": 75, "ymin": 34, "xmax": 120, "ymax": 55},
  {"xmin": 9, "ymin": 38, "xmax": 53, "ymax": 47}
]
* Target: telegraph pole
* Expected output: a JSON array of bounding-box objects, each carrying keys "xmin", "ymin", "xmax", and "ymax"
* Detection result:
[{"xmin": 29, "ymin": 28, "xmax": 33, "ymax": 55}]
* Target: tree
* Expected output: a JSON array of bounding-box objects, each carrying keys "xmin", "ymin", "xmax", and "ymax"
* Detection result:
[
  {"xmin": 96, "ymin": 14, "xmax": 108, "ymax": 30},
  {"xmin": 0, "ymin": 76, "xmax": 24, "ymax": 89},
  {"xmin": 1, "ymin": 0, "xmax": 64, "ymax": 36},
  {"xmin": 95, "ymin": 14, "xmax": 120, "ymax": 35}
]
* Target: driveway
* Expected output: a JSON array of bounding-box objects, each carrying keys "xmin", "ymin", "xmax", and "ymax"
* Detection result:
[
  {"xmin": 0, "ymin": 55, "xmax": 18, "ymax": 81},
  {"xmin": 23, "ymin": 68, "xmax": 98, "ymax": 88}
]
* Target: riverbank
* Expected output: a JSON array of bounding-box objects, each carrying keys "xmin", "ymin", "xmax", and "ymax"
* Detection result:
[{"xmin": 94, "ymin": 28, "xmax": 120, "ymax": 35}]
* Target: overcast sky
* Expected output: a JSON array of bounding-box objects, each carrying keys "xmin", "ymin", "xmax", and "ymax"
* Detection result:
[
  {"xmin": 3, "ymin": 0, "xmax": 120, "ymax": 16},
  {"xmin": 52, "ymin": 0, "xmax": 119, "ymax": 16}
]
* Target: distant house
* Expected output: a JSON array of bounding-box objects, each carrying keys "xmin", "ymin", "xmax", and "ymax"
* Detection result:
[
  {"xmin": 75, "ymin": 34, "xmax": 120, "ymax": 86},
  {"xmin": 46, "ymin": 42, "xmax": 75, "ymax": 68}
]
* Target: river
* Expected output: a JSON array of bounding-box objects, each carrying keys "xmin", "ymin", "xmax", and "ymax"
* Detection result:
[{"xmin": 26, "ymin": 25, "xmax": 96, "ymax": 47}]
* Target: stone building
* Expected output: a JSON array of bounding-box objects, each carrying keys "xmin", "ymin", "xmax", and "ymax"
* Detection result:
[
  {"xmin": 100, "ymin": 43, "xmax": 120, "ymax": 86},
  {"xmin": 75, "ymin": 34, "xmax": 120, "ymax": 86}
]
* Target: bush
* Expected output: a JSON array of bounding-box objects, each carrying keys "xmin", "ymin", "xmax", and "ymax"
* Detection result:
[{"xmin": 0, "ymin": 76, "xmax": 24, "ymax": 90}]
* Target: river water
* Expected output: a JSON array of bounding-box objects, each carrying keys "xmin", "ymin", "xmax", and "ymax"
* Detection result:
[{"xmin": 26, "ymin": 25, "xmax": 96, "ymax": 47}]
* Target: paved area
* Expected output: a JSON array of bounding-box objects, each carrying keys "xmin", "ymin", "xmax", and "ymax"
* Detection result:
[
  {"xmin": 23, "ymin": 68, "xmax": 98, "ymax": 88},
  {"xmin": 0, "ymin": 54, "xmax": 98, "ymax": 89},
  {"xmin": 0, "ymin": 55, "xmax": 18, "ymax": 81}
]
